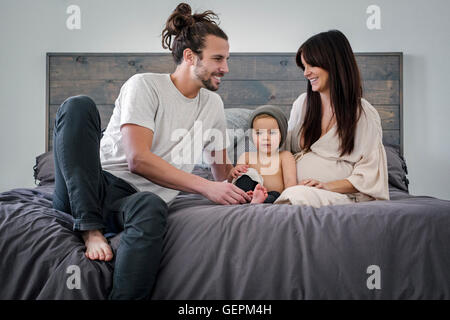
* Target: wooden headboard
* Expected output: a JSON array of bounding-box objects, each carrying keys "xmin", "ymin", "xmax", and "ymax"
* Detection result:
[{"xmin": 46, "ymin": 52, "xmax": 403, "ymax": 153}]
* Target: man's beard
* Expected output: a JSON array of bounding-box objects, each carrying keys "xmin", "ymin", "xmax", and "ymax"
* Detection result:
[{"xmin": 194, "ymin": 60, "xmax": 221, "ymax": 91}]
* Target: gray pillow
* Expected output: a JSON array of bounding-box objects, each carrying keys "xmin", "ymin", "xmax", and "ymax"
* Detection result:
[
  {"xmin": 32, "ymin": 150, "xmax": 215, "ymax": 186},
  {"xmin": 198, "ymin": 108, "xmax": 256, "ymax": 168},
  {"xmin": 33, "ymin": 151, "xmax": 54, "ymax": 186},
  {"xmin": 224, "ymin": 108, "xmax": 256, "ymax": 165},
  {"xmin": 384, "ymin": 144, "xmax": 409, "ymax": 192}
]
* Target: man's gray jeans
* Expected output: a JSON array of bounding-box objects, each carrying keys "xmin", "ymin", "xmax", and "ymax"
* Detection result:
[{"xmin": 52, "ymin": 95, "xmax": 168, "ymax": 299}]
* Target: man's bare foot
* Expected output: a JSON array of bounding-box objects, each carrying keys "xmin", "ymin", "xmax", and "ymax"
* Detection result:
[
  {"xmin": 82, "ymin": 229, "xmax": 114, "ymax": 261},
  {"xmin": 250, "ymin": 184, "xmax": 269, "ymax": 204}
]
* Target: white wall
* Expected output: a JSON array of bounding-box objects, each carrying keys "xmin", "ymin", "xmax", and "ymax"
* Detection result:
[{"xmin": 1, "ymin": 0, "xmax": 449, "ymax": 200}]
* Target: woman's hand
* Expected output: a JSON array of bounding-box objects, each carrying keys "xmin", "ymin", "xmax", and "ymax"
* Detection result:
[
  {"xmin": 299, "ymin": 179, "xmax": 329, "ymax": 190},
  {"xmin": 227, "ymin": 164, "xmax": 249, "ymax": 182},
  {"xmin": 299, "ymin": 178, "xmax": 358, "ymax": 194}
]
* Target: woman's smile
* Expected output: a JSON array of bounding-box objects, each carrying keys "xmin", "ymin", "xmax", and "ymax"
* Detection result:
[
  {"xmin": 301, "ymin": 54, "xmax": 330, "ymax": 93},
  {"xmin": 308, "ymin": 77, "xmax": 319, "ymax": 88},
  {"xmin": 309, "ymin": 77, "xmax": 318, "ymax": 83}
]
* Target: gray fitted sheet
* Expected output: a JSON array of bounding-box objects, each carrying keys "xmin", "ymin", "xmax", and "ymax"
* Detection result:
[{"xmin": 0, "ymin": 176, "xmax": 449, "ymax": 299}]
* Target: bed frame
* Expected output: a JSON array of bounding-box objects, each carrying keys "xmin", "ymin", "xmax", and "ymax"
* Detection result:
[{"xmin": 46, "ymin": 52, "xmax": 403, "ymax": 154}]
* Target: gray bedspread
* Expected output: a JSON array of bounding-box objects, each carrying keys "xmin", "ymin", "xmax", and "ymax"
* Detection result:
[{"xmin": 1, "ymin": 176, "xmax": 449, "ymax": 299}]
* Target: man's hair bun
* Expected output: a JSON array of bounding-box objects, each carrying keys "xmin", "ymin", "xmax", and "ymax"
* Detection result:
[
  {"xmin": 163, "ymin": 3, "xmax": 196, "ymax": 49},
  {"xmin": 161, "ymin": 3, "xmax": 228, "ymax": 64},
  {"xmin": 170, "ymin": 3, "xmax": 195, "ymax": 34}
]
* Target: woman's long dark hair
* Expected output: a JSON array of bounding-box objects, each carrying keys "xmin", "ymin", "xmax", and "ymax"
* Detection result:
[
  {"xmin": 296, "ymin": 30, "xmax": 363, "ymax": 156},
  {"xmin": 162, "ymin": 3, "xmax": 228, "ymax": 65}
]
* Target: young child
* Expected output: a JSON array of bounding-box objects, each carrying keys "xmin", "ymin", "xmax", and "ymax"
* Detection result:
[{"xmin": 228, "ymin": 105, "xmax": 297, "ymax": 203}]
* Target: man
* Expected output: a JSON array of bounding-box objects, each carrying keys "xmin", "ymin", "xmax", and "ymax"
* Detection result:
[{"xmin": 52, "ymin": 3, "xmax": 250, "ymax": 300}]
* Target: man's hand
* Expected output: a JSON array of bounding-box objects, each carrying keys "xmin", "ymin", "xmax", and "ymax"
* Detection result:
[
  {"xmin": 227, "ymin": 164, "xmax": 249, "ymax": 182},
  {"xmin": 201, "ymin": 180, "xmax": 252, "ymax": 205},
  {"xmin": 119, "ymin": 124, "xmax": 252, "ymax": 204}
]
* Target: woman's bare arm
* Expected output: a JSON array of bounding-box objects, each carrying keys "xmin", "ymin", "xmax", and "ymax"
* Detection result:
[
  {"xmin": 281, "ymin": 151, "xmax": 297, "ymax": 188},
  {"xmin": 324, "ymin": 179, "xmax": 358, "ymax": 193},
  {"xmin": 299, "ymin": 178, "xmax": 358, "ymax": 194}
]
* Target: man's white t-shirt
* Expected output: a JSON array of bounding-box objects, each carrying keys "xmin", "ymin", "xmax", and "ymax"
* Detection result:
[{"xmin": 100, "ymin": 73, "xmax": 229, "ymax": 203}]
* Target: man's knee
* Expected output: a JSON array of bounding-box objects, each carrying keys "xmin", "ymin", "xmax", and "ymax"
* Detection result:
[
  {"xmin": 122, "ymin": 192, "xmax": 168, "ymax": 225},
  {"xmin": 59, "ymin": 95, "xmax": 98, "ymax": 120}
]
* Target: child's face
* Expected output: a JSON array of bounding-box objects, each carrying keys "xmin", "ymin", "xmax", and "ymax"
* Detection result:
[{"xmin": 252, "ymin": 117, "xmax": 281, "ymax": 155}]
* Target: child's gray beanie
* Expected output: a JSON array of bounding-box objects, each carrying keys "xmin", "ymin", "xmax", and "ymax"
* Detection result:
[{"xmin": 249, "ymin": 105, "xmax": 288, "ymax": 147}]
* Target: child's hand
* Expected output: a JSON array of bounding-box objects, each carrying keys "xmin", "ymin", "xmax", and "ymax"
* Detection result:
[{"xmin": 229, "ymin": 164, "xmax": 249, "ymax": 181}]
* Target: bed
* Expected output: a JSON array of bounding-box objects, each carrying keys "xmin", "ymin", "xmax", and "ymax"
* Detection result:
[{"xmin": 0, "ymin": 52, "xmax": 449, "ymax": 299}]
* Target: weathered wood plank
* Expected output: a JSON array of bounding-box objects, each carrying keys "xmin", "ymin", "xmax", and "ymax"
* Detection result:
[
  {"xmin": 224, "ymin": 105, "xmax": 399, "ymax": 130},
  {"xmin": 48, "ymin": 104, "xmax": 114, "ymax": 131},
  {"xmin": 227, "ymin": 54, "xmax": 400, "ymax": 81},
  {"xmin": 218, "ymin": 81, "xmax": 305, "ymax": 105},
  {"xmin": 375, "ymin": 106, "xmax": 400, "ymax": 130},
  {"xmin": 50, "ymin": 79, "xmax": 399, "ymax": 106},
  {"xmin": 47, "ymin": 103, "xmax": 398, "ymax": 150},
  {"xmin": 363, "ymin": 80, "xmax": 400, "ymax": 105},
  {"xmin": 49, "ymin": 54, "xmax": 400, "ymax": 81},
  {"xmin": 50, "ymin": 80, "xmax": 125, "ymax": 105},
  {"xmin": 220, "ymin": 80, "xmax": 399, "ymax": 105},
  {"xmin": 49, "ymin": 55, "xmax": 176, "ymax": 81},
  {"xmin": 382, "ymin": 130, "xmax": 400, "ymax": 147},
  {"xmin": 355, "ymin": 55, "xmax": 400, "ymax": 81},
  {"xmin": 49, "ymin": 104, "xmax": 398, "ymax": 130}
]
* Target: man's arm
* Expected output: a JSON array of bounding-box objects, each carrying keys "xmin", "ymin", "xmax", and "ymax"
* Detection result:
[
  {"xmin": 209, "ymin": 149, "xmax": 234, "ymax": 181},
  {"xmin": 120, "ymin": 124, "xmax": 251, "ymax": 204}
]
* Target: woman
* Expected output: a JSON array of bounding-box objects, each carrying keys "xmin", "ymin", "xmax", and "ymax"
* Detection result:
[{"xmin": 275, "ymin": 30, "xmax": 389, "ymax": 207}]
